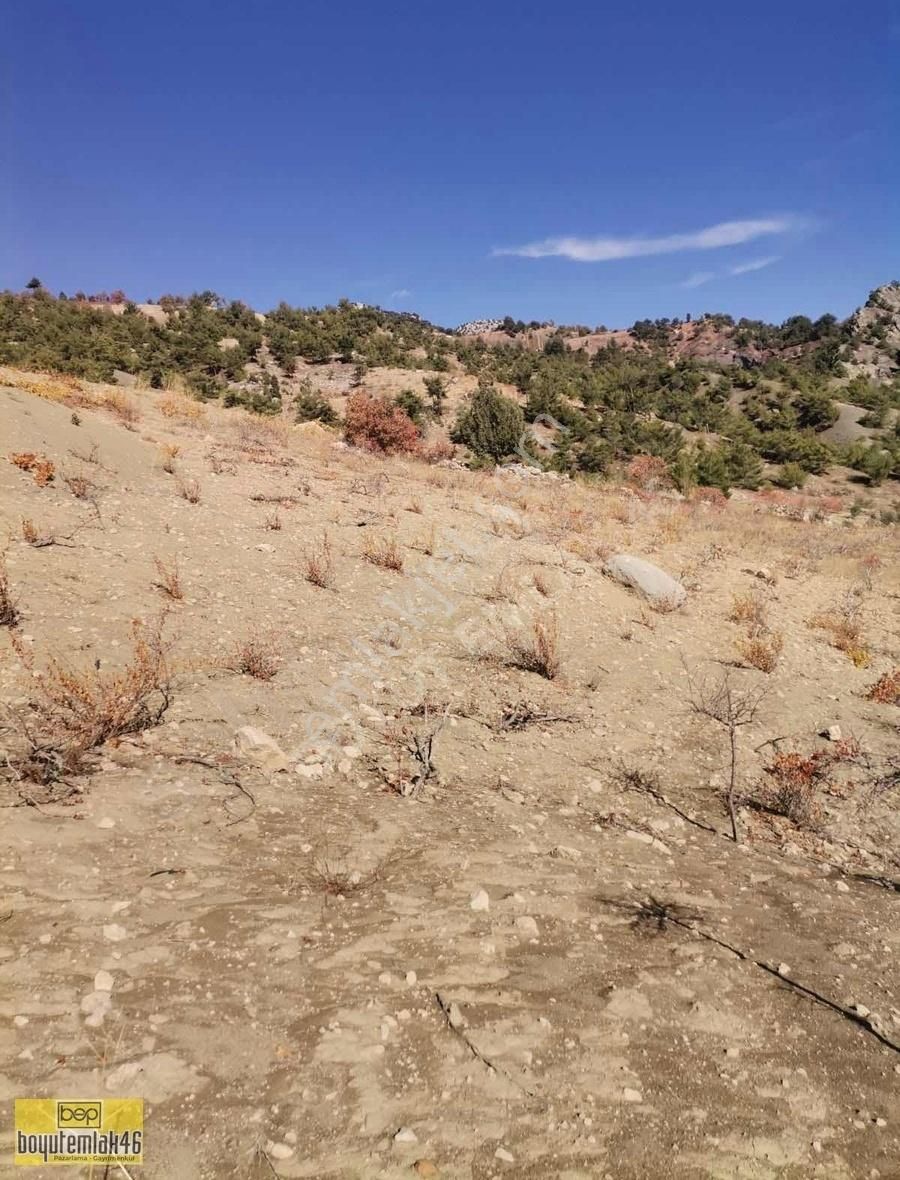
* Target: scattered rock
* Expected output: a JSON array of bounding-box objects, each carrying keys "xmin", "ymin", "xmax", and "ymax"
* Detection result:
[
  {"xmin": 233, "ymin": 726, "xmax": 289, "ymax": 772},
  {"xmin": 469, "ymin": 888, "xmax": 490, "ymax": 912},
  {"xmin": 603, "ymin": 554, "xmax": 686, "ymax": 608},
  {"xmin": 94, "ymin": 970, "xmax": 115, "ymax": 992},
  {"xmin": 494, "ymin": 1147, "xmax": 515, "ymax": 1163}
]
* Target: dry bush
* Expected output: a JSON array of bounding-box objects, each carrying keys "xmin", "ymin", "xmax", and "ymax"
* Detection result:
[
  {"xmin": 532, "ymin": 570, "xmax": 552, "ymax": 597},
  {"xmin": 228, "ymin": 631, "xmax": 281, "ymax": 680},
  {"xmin": 363, "ymin": 532, "xmax": 404, "ymax": 572},
  {"xmin": 728, "ymin": 591, "xmax": 767, "ymax": 627},
  {"xmin": 304, "ymin": 533, "xmax": 335, "ymax": 588},
  {"xmin": 64, "ymin": 472, "xmax": 101, "ymax": 501},
  {"xmin": 483, "ymin": 564, "xmax": 518, "ymax": 603},
  {"xmin": 99, "ymin": 389, "xmax": 139, "ymax": 425},
  {"xmin": 8, "ymin": 616, "xmax": 172, "ymax": 783},
  {"xmin": 501, "ymin": 611, "xmax": 561, "ymax": 680},
  {"xmin": 20, "ymin": 518, "xmax": 39, "ymax": 545},
  {"xmin": 158, "ymin": 392, "xmax": 205, "ymax": 422},
  {"xmin": 809, "ymin": 599, "xmax": 869, "ymax": 667},
  {"xmin": 761, "ymin": 751, "xmax": 828, "ymax": 828},
  {"xmin": 263, "ymin": 509, "xmax": 282, "ymax": 531},
  {"xmin": 866, "ymin": 668, "xmax": 900, "ymax": 705},
  {"xmin": 159, "ymin": 443, "xmax": 180, "ymax": 474},
  {"xmin": 0, "ymin": 559, "xmax": 20, "ymax": 627},
  {"xmin": 736, "ymin": 630, "xmax": 783, "ymax": 673},
  {"xmin": 344, "ymin": 392, "xmax": 421, "ymax": 455},
  {"xmin": 9, "ymin": 451, "xmax": 55, "ymax": 486},
  {"xmin": 405, "ymin": 496, "xmax": 424, "ymax": 514},
  {"xmin": 152, "ymin": 556, "xmax": 184, "ymax": 601},
  {"xmin": 176, "ymin": 476, "xmax": 202, "ymax": 504},
  {"xmin": 626, "ymin": 454, "xmax": 672, "ymax": 492}
]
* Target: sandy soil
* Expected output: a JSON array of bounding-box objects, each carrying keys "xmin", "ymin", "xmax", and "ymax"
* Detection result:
[{"xmin": 1, "ymin": 375, "xmax": 898, "ymax": 1179}]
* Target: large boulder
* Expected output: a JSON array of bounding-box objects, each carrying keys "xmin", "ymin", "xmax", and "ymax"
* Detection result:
[{"xmin": 603, "ymin": 553, "xmax": 686, "ymax": 609}]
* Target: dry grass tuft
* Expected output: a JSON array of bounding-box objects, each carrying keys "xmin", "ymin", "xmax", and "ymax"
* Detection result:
[
  {"xmin": 363, "ymin": 532, "xmax": 404, "ymax": 572},
  {"xmin": 99, "ymin": 389, "xmax": 140, "ymax": 426},
  {"xmin": 0, "ymin": 559, "xmax": 21, "ymax": 627},
  {"xmin": 158, "ymin": 392, "xmax": 206, "ymax": 422},
  {"xmin": 809, "ymin": 599, "xmax": 869, "ymax": 667},
  {"xmin": 728, "ymin": 591, "xmax": 767, "ymax": 627},
  {"xmin": 176, "ymin": 476, "xmax": 202, "ymax": 504},
  {"xmin": 8, "ymin": 616, "xmax": 172, "ymax": 783},
  {"xmin": 303, "ymin": 533, "xmax": 335, "ymax": 588},
  {"xmin": 761, "ymin": 751, "xmax": 828, "ymax": 828},
  {"xmin": 228, "ymin": 631, "xmax": 281, "ymax": 680},
  {"xmin": 501, "ymin": 611, "xmax": 561, "ymax": 680},
  {"xmin": 263, "ymin": 509, "xmax": 282, "ymax": 531},
  {"xmin": 20, "ymin": 518, "xmax": 39, "ymax": 545},
  {"xmin": 64, "ymin": 472, "xmax": 101, "ymax": 501},
  {"xmin": 483, "ymin": 564, "xmax": 518, "ymax": 604},
  {"xmin": 736, "ymin": 630, "xmax": 783, "ymax": 674},
  {"xmin": 866, "ymin": 668, "xmax": 900, "ymax": 705},
  {"xmin": 532, "ymin": 570, "xmax": 552, "ymax": 597},
  {"xmin": 152, "ymin": 556, "xmax": 184, "ymax": 601}
]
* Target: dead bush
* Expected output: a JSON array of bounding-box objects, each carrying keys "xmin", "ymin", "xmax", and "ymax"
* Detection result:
[
  {"xmin": 483, "ymin": 564, "xmax": 518, "ymax": 603},
  {"xmin": 728, "ymin": 591, "xmax": 767, "ymax": 627},
  {"xmin": 158, "ymin": 392, "xmax": 205, "ymax": 422},
  {"xmin": 63, "ymin": 472, "xmax": 100, "ymax": 501},
  {"xmin": 263, "ymin": 509, "xmax": 282, "ymax": 531},
  {"xmin": 363, "ymin": 532, "xmax": 404, "ymax": 572},
  {"xmin": 10, "ymin": 451, "xmax": 55, "ymax": 486},
  {"xmin": 809, "ymin": 598, "xmax": 870, "ymax": 667},
  {"xmin": 303, "ymin": 533, "xmax": 335, "ymax": 588},
  {"xmin": 228, "ymin": 631, "xmax": 281, "ymax": 681},
  {"xmin": 0, "ymin": 559, "xmax": 20, "ymax": 627},
  {"xmin": 736, "ymin": 630, "xmax": 783, "ymax": 674},
  {"xmin": 532, "ymin": 570, "xmax": 552, "ymax": 597},
  {"xmin": 176, "ymin": 476, "xmax": 202, "ymax": 504},
  {"xmin": 8, "ymin": 616, "xmax": 172, "ymax": 784},
  {"xmin": 152, "ymin": 556, "xmax": 184, "ymax": 601},
  {"xmin": 160, "ymin": 443, "xmax": 180, "ymax": 474},
  {"xmin": 761, "ymin": 751, "xmax": 829, "ymax": 828},
  {"xmin": 21, "ymin": 518, "xmax": 39, "ymax": 545},
  {"xmin": 866, "ymin": 668, "xmax": 900, "ymax": 705},
  {"xmin": 100, "ymin": 389, "xmax": 140, "ymax": 426},
  {"xmin": 501, "ymin": 611, "xmax": 560, "ymax": 680}
]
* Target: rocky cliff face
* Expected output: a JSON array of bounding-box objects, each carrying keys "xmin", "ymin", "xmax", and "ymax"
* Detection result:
[{"xmin": 845, "ymin": 283, "xmax": 900, "ymax": 380}]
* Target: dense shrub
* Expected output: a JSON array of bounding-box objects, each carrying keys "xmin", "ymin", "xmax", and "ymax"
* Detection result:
[
  {"xmin": 451, "ymin": 381, "xmax": 525, "ymax": 461},
  {"xmin": 343, "ymin": 392, "xmax": 421, "ymax": 454}
]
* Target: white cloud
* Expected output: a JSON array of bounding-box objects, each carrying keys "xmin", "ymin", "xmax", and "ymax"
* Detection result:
[
  {"xmin": 389, "ymin": 288, "xmax": 411, "ymax": 300},
  {"xmin": 680, "ymin": 271, "xmax": 717, "ymax": 289},
  {"xmin": 494, "ymin": 217, "xmax": 799, "ymax": 263},
  {"xmin": 729, "ymin": 255, "xmax": 780, "ymax": 275}
]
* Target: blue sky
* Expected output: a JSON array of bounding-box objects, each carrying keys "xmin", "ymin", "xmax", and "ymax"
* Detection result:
[{"xmin": 4, "ymin": 1, "xmax": 897, "ymax": 328}]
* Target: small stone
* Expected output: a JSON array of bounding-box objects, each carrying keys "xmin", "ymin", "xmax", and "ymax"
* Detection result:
[
  {"xmin": 405, "ymin": 971, "xmax": 417, "ymax": 985},
  {"xmin": 94, "ymin": 970, "xmax": 115, "ymax": 992},
  {"xmin": 265, "ymin": 1141, "xmax": 295, "ymax": 1160},
  {"xmin": 97, "ymin": 817, "xmax": 116, "ymax": 829},
  {"xmin": 494, "ymin": 1147, "xmax": 515, "ymax": 1163},
  {"xmin": 13, "ymin": 1015, "xmax": 29, "ymax": 1027},
  {"xmin": 447, "ymin": 1003, "xmax": 467, "ymax": 1030},
  {"xmin": 103, "ymin": 924, "xmax": 127, "ymax": 942},
  {"xmin": 623, "ymin": 1088, "xmax": 643, "ymax": 1103},
  {"xmin": 777, "ymin": 963, "xmax": 791, "ymax": 977},
  {"xmin": 836, "ymin": 880, "xmax": 850, "ymax": 893},
  {"xmin": 824, "ymin": 724, "xmax": 843, "ymax": 742},
  {"xmin": 515, "ymin": 916, "xmax": 539, "ymax": 937},
  {"xmin": 469, "ymin": 888, "xmax": 490, "ymax": 912},
  {"xmin": 413, "ymin": 1162, "xmax": 439, "ymax": 1178},
  {"xmin": 854, "ymin": 1003, "xmax": 871, "ymax": 1019},
  {"xmin": 394, "ymin": 1127, "xmax": 418, "ymax": 1144}
]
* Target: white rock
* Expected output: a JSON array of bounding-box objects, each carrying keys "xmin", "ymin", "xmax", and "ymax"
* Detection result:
[
  {"xmin": 405, "ymin": 971, "xmax": 417, "ymax": 985},
  {"xmin": 103, "ymin": 924, "xmax": 127, "ymax": 942},
  {"xmin": 777, "ymin": 963, "xmax": 791, "ymax": 977},
  {"xmin": 13, "ymin": 1015, "xmax": 29, "ymax": 1027},
  {"xmin": 265, "ymin": 1141, "xmax": 295, "ymax": 1160},
  {"xmin": 470, "ymin": 888, "xmax": 490, "ymax": 912},
  {"xmin": 233, "ymin": 726, "xmax": 289, "ymax": 772},
  {"xmin": 622, "ymin": 1087, "xmax": 643, "ymax": 1103},
  {"xmin": 603, "ymin": 553, "xmax": 686, "ymax": 608},
  {"xmin": 393, "ymin": 1126, "xmax": 418, "ymax": 1144},
  {"xmin": 495, "ymin": 1147, "xmax": 515, "ymax": 1162},
  {"xmin": 94, "ymin": 970, "xmax": 115, "ymax": 992},
  {"xmin": 97, "ymin": 817, "xmax": 116, "ymax": 829},
  {"xmin": 516, "ymin": 916, "xmax": 539, "ymax": 937}
]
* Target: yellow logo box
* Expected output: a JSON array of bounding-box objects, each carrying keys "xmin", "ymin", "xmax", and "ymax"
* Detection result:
[{"xmin": 14, "ymin": 1099, "xmax": 143, "ymax": 1166}]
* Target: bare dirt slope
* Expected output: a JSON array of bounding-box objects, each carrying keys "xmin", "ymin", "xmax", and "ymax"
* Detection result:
[{"xmin": 1, "ymin": 375, "xmax": 898, "ymax": 1179}]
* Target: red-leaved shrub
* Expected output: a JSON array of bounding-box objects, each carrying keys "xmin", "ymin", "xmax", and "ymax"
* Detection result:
[{"xmin": 343, "ymin": 393, "xmax": 421, "ymax": 455}]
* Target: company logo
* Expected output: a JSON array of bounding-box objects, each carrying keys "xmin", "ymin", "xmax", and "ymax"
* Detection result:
[
  {"xmin": 15, "ymin": 1098, "xmax": 143, "ymax": 1167},
  {"xmin": 56, "ymin": 1102, "xmax": 102, "ymax": 1128}
]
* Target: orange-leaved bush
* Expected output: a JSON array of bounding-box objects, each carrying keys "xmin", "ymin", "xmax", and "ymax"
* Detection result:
[{"xmin": 343, "ymin": 392, "xmax": 421, "ymax": 455}]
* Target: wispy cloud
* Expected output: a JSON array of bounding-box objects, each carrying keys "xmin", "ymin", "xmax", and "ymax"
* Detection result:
[
  {"xmin": 680, "ymin": 271, "xmax": 717, "ymax": 289},
  {"xmin": 494, "ymin": 216, "xmax": 800, "ymax": 263},
  {"xmin": 389, "ymin": 288, "xmax": 411, "ymax": 300},
  {"xmin": 729, "ymin": 255, "xmax": 780, "ymax": 275}
]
